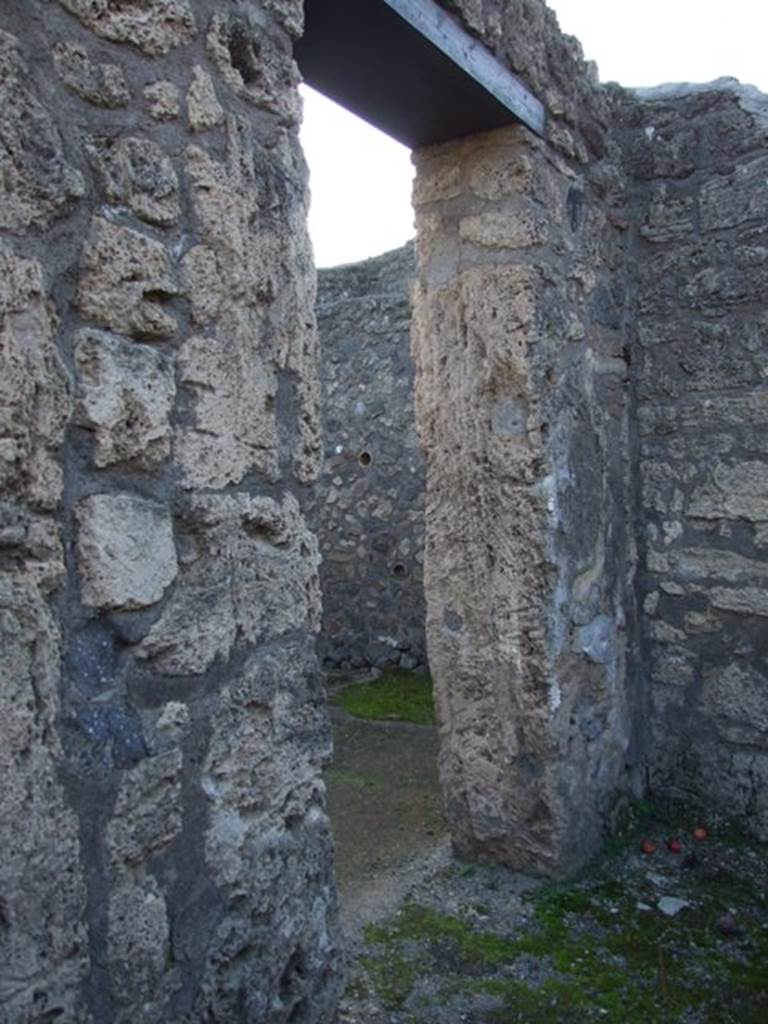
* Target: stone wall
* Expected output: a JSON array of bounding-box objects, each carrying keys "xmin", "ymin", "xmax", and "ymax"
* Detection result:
[
  {"xmin": 312, "ymin": 243, "xmax": 427, "ymax": 672},
  {"xmin": 619, "ymin": 81, "xmax": 768, "ymax": 840},
  {"xmin": 2, "ymin": 0, "xmax": 768, "ymax": 1019},
  {"xmin": 412, "ymin": 1, "xmax": 641, "ymax": 877},
  {"xmin": 0, "ymin": 2, "xmax": 340, "ymax": 1021}
]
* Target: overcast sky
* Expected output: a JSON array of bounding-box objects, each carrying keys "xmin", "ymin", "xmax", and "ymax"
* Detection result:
[{"xmin": 300, "ymin": 0, "xmax": 768, "ymax": 268}]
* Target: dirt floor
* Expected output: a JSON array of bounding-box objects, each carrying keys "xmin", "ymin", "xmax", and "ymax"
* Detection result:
[
  {"xmin": 324, "ymin": 673, "xmax": 768, "ymax": 1024},
  {"xmin": 325, "ymin": 701, "xmax": 449, "ymax": 938}
]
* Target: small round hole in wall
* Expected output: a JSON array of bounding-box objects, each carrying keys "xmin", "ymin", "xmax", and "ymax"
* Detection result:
[
  {"xmin": 358, "ymin": 450, "xmax": 372, "ymax": 468},
  {"xmin": 392, "ymin": 563, "xmax": 408, "ymax": 579}
]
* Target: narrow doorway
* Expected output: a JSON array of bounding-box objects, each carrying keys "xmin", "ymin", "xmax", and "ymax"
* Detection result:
[{"xmin": 299, "ymin": 84, "xmax": 448, "ymax": 928}]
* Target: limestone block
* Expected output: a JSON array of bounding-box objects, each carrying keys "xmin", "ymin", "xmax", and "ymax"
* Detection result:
[
  {"xmin": 108, "ymin": 877, "xmax": 174, "ymax": 1020},
  {"xmin": 180, "ymin": 245, "xmax": 225, "ymax": 324},
  {"xmin": 700, "ymin": 155, "xmax": 768, "ymax": 232},
  {"xmin": 184, "ymin": 139, "xmax": 281, "ymax": 310},
  {"xmin": 75, "ymin": 494, "xmax": 178, "ymax": 610},
  {"xmin": 701, "ymin": 662, "xmax": 768, "ymax": 745},
  {"xmin": 688, "ymin": 461, "xmax": 768, "ymax": 522},
  {"xmin": 709, "ymin": 586, "xmax": 768, "ymax": 617},
  {"xmin": 53, "ymin": 41, "xmax": 130, "ymax": 108},
  {"xmin": 176, "ymin": 329, "xmax": 278, "ymax": 488},
  {"xmin": 87, "ymin": 137, "xmax": 180, "ymax": 226},
  {"xmin": 77, "ymin": 217, "xmax": 178, "ymax": 338},
  {"xmin": 664, "ymin": 548, "xmax": 768, "ymax": 585},
  {"xmin": 0, "ymin": 30, "xmax": 85, "ymax": 232},
  {"xmin": 139, "ymin": 494, "xmax": 320, "ymax": 675},
  {"xmin": 639, "ymin": 185, "xmax": 695, "ymax": 243},
  {"xmin": 0, "ymin": 575, "xmax": 88, "ymax": 1022},
  {"xmin": 194, "ymin": 640, "xmax": 340, "ymax": 1021},
  {"xmin": 106, "ymin": 750, "xmax": 184, "ymax": 871},
  {"xmin": 187, "ymin": 65, "xmax": 224, "ymax": 132},
  {"xmin": 182, "ymin": 125, "xmax": 321, "ymax": 483},
  {"xmin": 459, "ymin": 209, "xmax": 546, "ymax": 249},
  {"xmin": 144, "ymin": 80, "xmax": 180, "ymax": 121},
  {"xmin": 74, "ymin": 328, "xmax": 175, "ymax": 469},
  {"xmin": 206, "ymin": 12, "xmax": 300, "ymax": 124},
  {"xmin": 412, "ymin": 152, "xmax": 463, "ymax": 206},
  {"xmin": 0, "ymin": 246, "xmax": 71, "ymax": 512},
  {"xmin": 57, "ymin": 0, "xmax": 196, "ymax": 57}
]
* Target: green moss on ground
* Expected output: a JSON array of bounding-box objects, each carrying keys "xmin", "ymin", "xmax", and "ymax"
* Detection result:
[
  {"xmin": 348, "ymin": 818, "xmax": 768, "ymax": 1023},
  {"xmin": 329, "ymin": 669, "xmax": 435, "ymax": 725}
]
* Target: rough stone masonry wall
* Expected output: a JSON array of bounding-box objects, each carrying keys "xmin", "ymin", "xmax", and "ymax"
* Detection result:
[
  {"xmin": 312, "ymin": 243, "xmax": 428, "ymax": 672},
  {"xmin": 412, "ymin": 0, "xmax": 642, "ymax": 877},
  {"xmin": 0, "ymin": 2, "xmax": 340, "ymax": 1022},
  {"xmin": 619, "ymin": 82, "xmax": 768, "ymax": 840}
]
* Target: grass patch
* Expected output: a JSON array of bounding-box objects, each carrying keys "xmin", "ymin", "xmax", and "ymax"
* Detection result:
[
  {"xmin": 350, "ymin": 828, "xmax": 768, "ymax": 1023},
  {"xmin": 330, "ymin": 669, "xmax": 435, "ymax": 725}
]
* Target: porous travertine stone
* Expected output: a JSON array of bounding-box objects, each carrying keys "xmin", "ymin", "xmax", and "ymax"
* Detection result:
[
  {"xmin": 187, "ymin": 65, "xmax": 224, "ymax": 132},
  {"xmin": 0, "ymin": 242, "xmax": 87, "ymax": 1024},
  {"xmin": 177, "ymin": 115, "xmax": 321, "ymax": 487},
  {"xmin": 76, "ymin": 493, "xmax": 178, "ymax": 609},
  {"xmin": 53, "ymin": 41, "xmax": 131, "ymax": 108},
  {"xmin": 86, "ymin": 136, "xmax": 181, "ymax": 226},
  {"xmin": 0, "ymin": 577, "xmax": 90, "ymax": 1023},
  {"xmin": 176, "ymin": 330, "xmax": 279, "ymax": 487},
  {"xmin": 105, "ymin": 751, "xmax": 184, "ymax": 1018},
  {"xmin": 139, "ymin": 493, "xmax": 320, "ymax": 675},
  {"xmin": 144, "ymin": 80, "xmax": 180, "ymax": 120},
  {"xmin": 0, "ymin": 30, "xmax": 84, "ymax": 232},
  {"xmin": 311, "ymin": 245, "xmax": 427, "ymax": 672},
  {"xmin": 206, "ymin": 11, "xmax": 301, "ymax": 124},
  {"xmin": 412, "ymin": 84, "xmax": 639, "ymax": 874},
  {"xmin": 74, "ymin": 327, "xmax": 175, "ymax": 468},
  {"xmin": 195, "ymin": 640, "xmax": 337, "ymax": 1021},
  {"xmin": 77, "ymin": 217, "xmax": 179, "ymax": 338},
  {"xmin": 0, "ymin": 247, "xmax": 71, "ymax": 513},
  {"xmin": 57, "ymin": 0, "xmax": 196, "ymax": 56},
  {"xmin": 3, "ymin": 0, "xmax": 336, "ymax": 1019}
]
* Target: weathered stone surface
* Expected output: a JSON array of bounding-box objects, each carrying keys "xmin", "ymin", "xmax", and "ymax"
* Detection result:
[
  {"xmin": 74, "ymin": 328, "xmax": 175, "ymax": 469},
  {"xmin": 196, "ymin": 639, "xmax": 340, "ymax": 1022},
  {"xmin": 411, "ymin": 254, "xmax": 559, "ymax": 873},
  {"xmin": 688, "ymin": 461, "xmax": 768, "ymax": 522},
  {"xmin": 86, "ymin": 136, "xmax": 180, "ymax": 226},
  {"xmin": 309, "ymin": 245, "xmax": 427, "ymax": 671},
  {"xmin": 0, "ymin": 576, "xmax": 88, "ymax": 1023},
  {"xmin": 53, "ymin": 41, "xmax": 130, "ymax": 108},
  {"xmin": 627, "ymin": 81, "xmax": 768, "ymax": 841},
  {"xmin": 106, "ymin": 749, "xmax": 184, "ymax": 870},
  {"xmin": 176, "ymin": 330, "xmax": 279, "ymax": 488},
  {"xmin": 0, "ymin": 246, "xmax": 71, "ymax": 513},
  {"xmin": 459, "ymin": 208, "xmax": 547, "ymax": 249},
  {"xmin": 139, "ymin": 493, "xmax": 320, "ymax": 675},
  {"xmin": 144, "ymin": 80, "xmax": 180, "ymax": 120},
  {"xmin": 104, "ymin": 751, "xmax": 184, "ymax": 1017},
  {"xmin": 57, "ymin": 0, "xmax": 196, "ymax": 57},
  {"xmin": 76, "ymin": 494, "xmax": 177, "ymax": 610},
  {"xmin": 180, "ymin": 119, "xmax": 321, "ymax": 485},
  {"xmin": 700, "ymin": 155, "xmax": 768, "ymax": 232},
  {"xmin": 108, "ymin": 876, "xmax": 173, "ymax": 1021},
  {"xmin": 187, "ymin": 65, "xmax": 224, "ymax": 132},
  {"xmin": 77, "ymin": 217, "xmax": 178, "ymax": 338},
  {"xmin": 5, "ymin": 1, "xmax": 768, "ymax": 1019},
  {"xmin": 206, "ymin": 12, "xmax": 300, "ymax": 124},
  {"xmin": 2, "ymin": 0, "xmax": 339, "ymax": 1020},
  {"xmin": 0, "ymin": 30, "xmax": 84, "ymax": 232}
]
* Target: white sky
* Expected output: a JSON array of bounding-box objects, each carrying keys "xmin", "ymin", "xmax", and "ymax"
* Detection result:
[{"xmin": 300, "ymin": 0, "xmax": 768, "ymax": 268}]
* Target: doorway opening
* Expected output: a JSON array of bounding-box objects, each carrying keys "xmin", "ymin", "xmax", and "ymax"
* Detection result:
[{"xmin": 299, "ymin": 83, "xmax": 445, "ymax": 926}]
